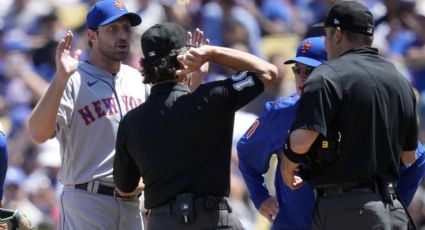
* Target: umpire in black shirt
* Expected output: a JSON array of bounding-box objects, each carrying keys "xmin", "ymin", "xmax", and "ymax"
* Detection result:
[
  {"xmin": 280, "ymin": 1, "xmax": 418, "ymax": 230},
  {"xmin": 113, "ymin": 22, "xmax": 277, "ymax": 230}
]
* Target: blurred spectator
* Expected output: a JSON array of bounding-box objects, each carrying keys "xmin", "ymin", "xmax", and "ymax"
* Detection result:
[
  {"xmin": 133, "ymin": 0, "xmax": 167, "ymax": 35},
  {"xmin": 3, "ymin": 166, "xmax": 45, "ymax": 227},
  {"xmin": 2, "ymin": 0, "xmax": 52, "ymax": 32},
  {"xmin": 32, "ymin": 40, "xmax": 59, "ymax": 83},
  {"xmin": 303, "ymin": 0, "xmax": 341, "ymax": 38},
  {"xmin": 160, "ymin": 0, "xmax": 193, "ymax": 29},
  {"xmin": 242, "ymin": 0, "xmax": 296, "ymax": 36},
  {"xmin": 1, "ymin": 39, "xmax": 48, "ymax": 138},
  {"xmin": 200, "ymin": 0, "xmax": 262, "ymax": 56},
  {"xmin": 404, "ymin": 0, "xmax": 425, "ymax": 143},
  {"xmin": 22, "ymin": 139, "xmax": 61, "ymax": 228},
  {"xmin": 230, "ymin": 110, "xmax": 258, "ymax": 230}
]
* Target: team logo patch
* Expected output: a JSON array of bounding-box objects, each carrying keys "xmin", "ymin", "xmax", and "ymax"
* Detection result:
[
  {"xmin": 245, "ymin": 120, "xmax": 260, "ymax": 139},
  {"xmin": 367, "ymin": 28, "xmax": 373, "ymax": 34},
  {"xmin": 301, "ymin": 41, "xmax": 312, "ymax": 53},
  {"xmin": 114, "ymin": 0, "xmax": 125, "ymax": 10},
  {"xmin": 148, "ymin": 51, "xmax": 156, "ymax": 57},
  {"xmin": 333, "ymin": 18, "xmax": 340, "ymax": 25},
  {"xmin": 231, "ymin": 71, "xmax": 247, "ymax": 81},
  {"xmin": 231, "ymin": 71, "xmax": 255, "ymax": 91}
]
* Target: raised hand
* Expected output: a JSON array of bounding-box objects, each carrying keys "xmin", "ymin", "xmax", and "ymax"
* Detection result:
[
  {"xmin": 186, "ymin": 28, "xmax": 206, "ymax": 48},
  {"xmin": 176, "ymin": 28, "xmax": 210, "ymax": 80},
  {"xmin": 55, "ymin": 31, "xmax": 82, "ymax": 81},
  {"xmin": 186, "ymin": 28, "xmax": 210, "ymax": 90}
]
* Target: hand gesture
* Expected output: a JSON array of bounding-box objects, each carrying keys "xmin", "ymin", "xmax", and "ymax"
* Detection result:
[
  {"xmin": 281, "ymin": 154, "xmax": 304, "ymax": 189},
  {"xmin": 55, "ymin": 31, "xmax": 82, "ymax": 81},
  {"xmin": 176, "ymin": 28, "xmax": 209, "ymax": 78},
  {"xmin": 259, "ymin": 196, "xmax": 280, "ymax": 223},
  {"xmin": 186, "ymin": 28, "xmax": 209, "ymax": 78}
]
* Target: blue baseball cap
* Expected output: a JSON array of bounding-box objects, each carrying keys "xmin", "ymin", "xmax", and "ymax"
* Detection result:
[
  {"xmin": 284, "ymin": 36, "xmax": 327, "ymax": 67},
  {"xmin": 87, "ymin": 0, "xmax": 142, "ymax": 30}
]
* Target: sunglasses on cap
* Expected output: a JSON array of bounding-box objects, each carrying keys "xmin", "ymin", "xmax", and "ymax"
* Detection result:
[{"xmin": 292, "ymin": 65, "xmax": 314, "ymax": 76}]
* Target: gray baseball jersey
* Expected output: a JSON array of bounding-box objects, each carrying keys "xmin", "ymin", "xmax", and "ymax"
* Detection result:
[{"xmin": 56, "ymin": 61, "xmax": 148, "ymax": 185}]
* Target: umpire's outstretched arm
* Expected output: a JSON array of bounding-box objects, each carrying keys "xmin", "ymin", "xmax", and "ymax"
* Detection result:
[{"xmin": 176, "ymin": 45, "xmax": 278, "ymax": 88}]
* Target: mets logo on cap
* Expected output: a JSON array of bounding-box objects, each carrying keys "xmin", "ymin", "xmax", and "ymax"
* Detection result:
[
  {"xmin": 301, "ymin": 41, "xmax": 312, "ymax": 53},
  {"xmin": 114, "ymin": 0, "xmax": 125, "ymax": 10}
]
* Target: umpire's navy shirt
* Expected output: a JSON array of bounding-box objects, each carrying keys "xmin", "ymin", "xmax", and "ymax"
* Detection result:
[
  {"xmin": 114, "ymin": 71, "xmax": 264, "ymax": 209},
  {"xmin": 292, "ymin": 47, "xmax": 418, "ymax": 185}
]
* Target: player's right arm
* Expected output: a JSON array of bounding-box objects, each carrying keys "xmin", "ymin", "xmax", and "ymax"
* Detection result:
[
  {"xmin": 398, "ymin": 142, "xmax": 425, "ymax": 206},
  {"xmin": 28, "ymin": 31, "xmax": 81, "ymax": 143}
]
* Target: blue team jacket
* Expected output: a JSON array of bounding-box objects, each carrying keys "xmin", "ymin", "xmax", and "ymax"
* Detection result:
[{"xmin": 237, "ymin": 93, "xmax": 425, "ymax": 230}]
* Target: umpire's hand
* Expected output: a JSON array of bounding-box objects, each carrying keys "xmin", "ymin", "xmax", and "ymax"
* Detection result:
[{"xmin": 281, "ymin": 154, "xmax": 303, "ymax": 190}]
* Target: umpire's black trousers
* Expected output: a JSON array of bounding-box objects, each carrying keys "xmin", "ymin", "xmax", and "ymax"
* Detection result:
[
  {"xmin": 312, "ymin": 190, "xmax": 410, "ymax": 230},
  {"xmin": 146, "ymin": 197, "xmax": 244, "ymax": 230}
]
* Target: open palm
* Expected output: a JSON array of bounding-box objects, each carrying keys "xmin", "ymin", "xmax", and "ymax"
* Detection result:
[{"xmin": 56, "ymin": 31, "xmax": 82, "ymax": 81}]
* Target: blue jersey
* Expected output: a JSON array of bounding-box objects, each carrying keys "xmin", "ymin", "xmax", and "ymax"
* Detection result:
[
  {"xmin": 0, "ymin": 131, "xmax": 8, "ymax": 200},
  {"xmin": 398, "ymin": 143, "xmax": 425, "ymax": 206},
  {"xmin": 238, "ymin": 93, "xmax": 314, "ymax": 230},
  {"xmin": 237, "ymin": 94, "xmax": 425, "ymax": 230}
]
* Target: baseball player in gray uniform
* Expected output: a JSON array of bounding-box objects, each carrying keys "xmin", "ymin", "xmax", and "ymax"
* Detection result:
[{"xmin": 28, "ymin": 1, "xmax": 146, "ymax": 229}]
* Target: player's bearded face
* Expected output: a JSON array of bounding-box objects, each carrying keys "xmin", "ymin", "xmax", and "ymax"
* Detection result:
[{"xmin": 97, "ymin": 20, "xmax": 132, "ymax": 61}]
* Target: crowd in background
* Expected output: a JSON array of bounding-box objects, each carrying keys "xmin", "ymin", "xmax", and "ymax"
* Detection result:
[{"xmin": 1, "ymin": 0, "xmax": 425, "ymax": 229}]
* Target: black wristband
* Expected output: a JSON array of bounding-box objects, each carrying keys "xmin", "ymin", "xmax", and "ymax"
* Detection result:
[{"xmin": 284, "ymin": 144, "xmax": 308, "ymax": 163}]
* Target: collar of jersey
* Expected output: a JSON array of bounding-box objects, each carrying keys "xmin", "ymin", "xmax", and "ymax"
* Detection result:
[
  {"xmin": 80, "ymin": 61, "xmax": 121, "ymax": 80},
  {"xmin": 150, "ymin": 82, "xmax": 190, "ymax": 96},
  {"xmin": 339, "ymin": 46, "xmax": 378, "ymax": 58}
]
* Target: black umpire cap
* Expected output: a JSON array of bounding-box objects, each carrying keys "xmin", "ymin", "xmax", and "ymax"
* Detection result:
[
  {"xmin": 141, "ymin": 23, "xmax": 186, "ymax": 62},
  {"xmin": 313, "ymin": 1, "xmax": 374, "ymax": 36}
]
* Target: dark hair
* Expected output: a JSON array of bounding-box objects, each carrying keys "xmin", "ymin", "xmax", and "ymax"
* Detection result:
[
  {"xmin": 328, "ymin": 27, "xmax": 373, "ymax": 46},
  {"xmin": 344, "ymin": 30, "xmax": 373, "ymax": 45},
  {"xmin": 140, "ymin": 47, "xmax": 187, "ymax": 84}
]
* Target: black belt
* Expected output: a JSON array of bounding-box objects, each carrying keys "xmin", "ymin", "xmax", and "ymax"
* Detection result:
[
  {"xmin": 150, "ymin": 196, "xmax": 232, "ymax": 215},
  {"xmin": 75, "ymin": 182, "xmax": 139, "ymax": 200},
  {"xmin": 314, "ymin": 181, "xmax": 379, "ymax": 198},
  {"xmin": 75, "ymin": 182, "xmax": 115, "ymax": 196}
]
